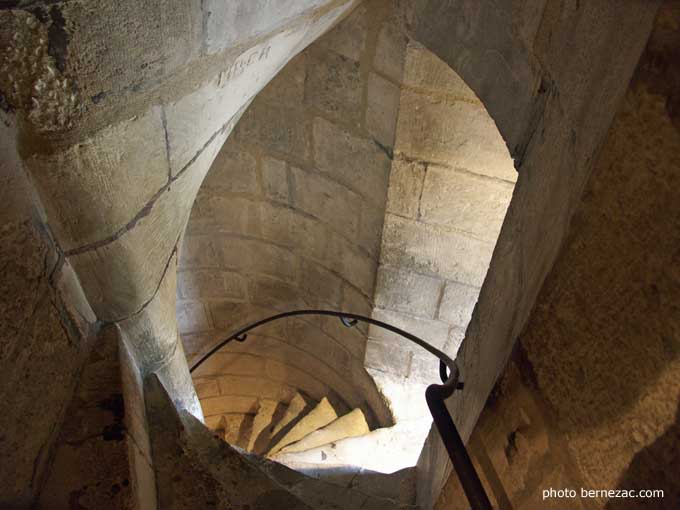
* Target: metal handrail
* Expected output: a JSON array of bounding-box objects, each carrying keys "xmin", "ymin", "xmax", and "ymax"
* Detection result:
[{"xmin": 189, "ymin": 309, "xmax": 492, "ymax": 510}]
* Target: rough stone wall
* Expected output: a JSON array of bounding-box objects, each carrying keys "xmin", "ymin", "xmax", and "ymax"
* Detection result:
[
  {"xmin": 0, "ymin": 0, "xmax": 360, "ymax": 504},
  {"xmin": 366, "ymin": 43, "xmax": 516, "ymax": 425},
  {"xmin": 36, "ymin": 326, "xmax": 156, "ymax": 510},
  {"xmin": 0, "ymin": 114, "xmax": 95, "ymax": 506},
  {"xmin": 435, "ymin": 3, "xmax": 680, "ymax": 509},
  {"xmin": 179, "ymin": 0, "xmax": 403, "ymax": 430},
  {"xmin": 404, "ymin": 2, "xmax": 662, "ymax": 506}
]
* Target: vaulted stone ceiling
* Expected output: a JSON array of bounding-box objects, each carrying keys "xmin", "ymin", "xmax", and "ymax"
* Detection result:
[{"xmin": 0, "ymin": 0, "xmax": 663, "ymax": 507}]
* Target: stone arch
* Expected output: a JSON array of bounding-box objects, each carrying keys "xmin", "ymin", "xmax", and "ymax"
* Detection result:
[
  {"xmin": 0, "ymin": 0, "xmax": 658, "ymax": 506},
  {"xmin": 177, "ymin": 0, "xmax": 519, "ymax": 476}
]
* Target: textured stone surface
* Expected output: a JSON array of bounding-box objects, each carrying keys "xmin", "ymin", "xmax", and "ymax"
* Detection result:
[
  {"xmin": 366, "ymin": 72, "xmax": 401, "ymax": 148},
  {"xmin": 179, "ymin": 1, "xmax": 403, "ymax": 434},
  {"xmin": 0, "ymin": 114, "xmax": 95, "ymax": 506},
  {"xmin": 434, "ymin": 4, "xmax": 676, "ymax": 510},
  {"xmin": 36, "ymin": 327, "xmax": 135, "ymax": 510},
  {"xmin": 247, "ymin": 399, "xmax": 279, "ymax": 453},
  {"xmin": 269, "ymin": 397, "xmax": 338, "ymax": 455},
  {"xmin": 0, "ymin": 1, "xmax": 668, "ymax": 508},
  {"xmin": 272, "ymin": 393, "xmax": 312, "ymax": 438},
  {"xmin": 279, "ymin": 408, "xmax": 370, "ymax": 454},
  {"xmin": 247, "ymin": 452, "xmax": 418, "ymax": 510},
  {"xmin": 145, "ymin": 375, "xmax": 314, "ymax": 510}
]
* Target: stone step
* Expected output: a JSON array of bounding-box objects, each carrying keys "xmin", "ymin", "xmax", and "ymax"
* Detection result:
[
  {"xmin": 276, "ymin": 463, "xmax": 418, "ymax": 507},
  {"xmin": 243, "ymin": 452, "xmax": 420, "ymax": 510},
  {"xmin": 272, "ymin": 420, "xmax": 431, "ymax": 474},
  {"xmin": 247, "ymin": 399, "xmax": 279, "ymax": 453},
  {"xmin": 279, "ymin": 408, "xmax": 370, "ymax": 454},
  {"xmin": 270, "ymin": 392, "xmax": 311, "ymax": 438},
  {"xmin": 144, "ymin": 374, "xmax": 314, "ymax": 510},
  {"xmin": 268, "ymin": 397, "xmax": 337, "ymax": 456}
]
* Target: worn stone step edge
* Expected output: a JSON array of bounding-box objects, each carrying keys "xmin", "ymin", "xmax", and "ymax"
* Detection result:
[
  {"xmin": 279, "ymin": 408, "xmax": 370, "ymax": 454},
  {"xmin": 243, "ymin": 451, "xmax": 420, "ymax": 510},
  {"xmin": 268, "ymin": 396, "xmax": 337, "ymax": 456}
]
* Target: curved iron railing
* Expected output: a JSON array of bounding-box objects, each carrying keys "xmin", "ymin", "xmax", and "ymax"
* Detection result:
[{"xmin": 190, "ymin": 309, "xmax": 492, "ymax": 510}]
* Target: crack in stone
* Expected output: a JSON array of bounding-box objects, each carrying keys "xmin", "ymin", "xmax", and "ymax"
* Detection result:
[
  {"xmin": 63, "ymin": 119, "xmax": 231, "ymax": 258},
  {"xmin": 100, "ymin": 242, "xmax": 179, "ymax": 326}
]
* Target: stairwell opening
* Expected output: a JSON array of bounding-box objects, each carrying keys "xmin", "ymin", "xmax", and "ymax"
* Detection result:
[{"xmin": 176, "ymin": 0, "xmax": 515, "ymax": 489}]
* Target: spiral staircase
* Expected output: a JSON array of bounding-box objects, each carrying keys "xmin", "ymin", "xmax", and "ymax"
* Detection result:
[{"xmin": 147, "ymin": 375, "xmax": 419, "ymax": 509}]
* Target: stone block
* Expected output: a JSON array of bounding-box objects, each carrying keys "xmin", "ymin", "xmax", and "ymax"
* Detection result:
[
  {"xmin": 358, "ymin": 202, "xmax": 385, "ymax": 257},
  {"xmin": 234, "ymin": 99, "xmax": 310, "ymax": 161},
  {"xmin": 177, "ymin": 270, "xmax": 247, "ymax": 300},
  {"xmin": 280, "ymin": 408, "xmax": 369, "ymax": 454},
  {"xmin": 313, "ymin": 117, "xmax": 391, "ymax": 208},
  {"xmin": 408, "ymin": 349, "xmax": 444, "ymax": 383},
  {"xmin": 164, "ymin": 80, "xmax": 241, "ymax": 175},
  {"xmin": 205, "ymin": 196, "xmax": 262, "ymax": 237},
  {"xmin": 268, "ymin": 397, "xmax": 337, "ymax": 455},
  {"xmin": 200, "ymin": 395, "xmax": 259, "ymax": 416},
  {"xmin": 177, "ymin": 301, "xmax": 212, "ymax": 334},
  {"xmin": 202, "ymin": 148, "xmax": 259, "ymax": 195},
  {"xmin": 402, "ymin": 44, "xmax": 479, "ymax": 102},
  {"xmin": 374, "ymin": 267, "xmax": 443, "ymax": 319},
  {"xmin": 181, "ymin": 332, "xmax": 213, "ymax": 356},
  {"xmin": 386, "ymin": 159, "xmax": 426, "ymax": 219},
  {"xmin": 179, "ymin": 235, "xmax": 219, "ymax": 268},
  {"xmin": 395, "ymin": 90, "xmax": 516, "ymax": 182},
  {"xmin": 250, "ymin": 243, "xmax": 298, "ymax": 283},
  {"xmin": 217, "ymin": 375, "xmax": 296, "ymax": 403},
  {"xmin": 264, "ymin": 359, "xmax": 329, "ymax": 401},
  {"xmin": 289, "ymin": 213, "xmax": 332, "ymax": 262},
  {"xmin": 248, "ymin": 276, "xmax": 311, "ymax": 310},
  {"xmin": 192, "ymin": 352, "xmax": 266, "ymax": 378},
  {"xmin": 305, "ymin": 49, "xmax": 363, "ymax": 125},
  {"xmin": 213, "ymin": 237, "xmax": 252, "ymax": 272},
  {"xmin": 374, "ymin": 19, "xmax": 408, "ymax": 82},
  {"xmin": 259, "ymin": 201, "xmax": 301, "ymax": 247},
  {"xmin": 366, "ymin": 72, "xmax": 401, "ymax": 148},
  {"xmin": 316, "ymin": 4, "xmax": 367, "ymax": 61},
  {"xmin": 438, "ymin": 281, "xmax": 480, "ymax": 328},
  {"xmin": 420, "ymin": 166, "xmax": 514, "ymax": 241},
  {"xmin": 333, "ymin": 240, "xmax": 377, "ymax": 297},
  {"xmin": 261, "ymin": 156, "xmax": 290, "ymax": 203},
  {"xmin": 381, "ymin": 215, "xmax": 493, "ymax": 286},
  {"xmin": 69, "ymin": 130, "xmax": 227, "ymax": 320},
  {"xmin": 291, "ymin": 167, "xmax": 362, "ymax": 238},
  {"xmin": 364, "ymin": 339, "xmax": 410, "ymax": 378},
  {"xmin": 299, "ymin": 259, "xmax": 344, "ymax": 307},
  {"xmin": 318, "ymin": 316, "xmax": 368, "ymax": 361},
  {"xmin": 342, "ymin": 283, "xmax": 373, "ymax": 317},
  {"xmin": 208, "ymin": 301, "xmax": 264, "ymax": 332},
  {"xmin": 27, "ymin": 107, "xmax": 168, "ymax": 250},
  {"xmin": 193, "ymin": 377, "xmax": 220, "ymax": 399},
  {"xmin": 203, "ymin": 0, "xmax": 326, "ymax": 54},
  {"xmin": 61, "ymin": 0, "xmax": 201, "ymax": 108},
  {"xmin": 257, "ymin": 53, "xmax": 307, "ymax": 105},
  {"xmin": 215, "ymin": 237, "xmax": 297, "ymax": 283},
  {"xmin": 286, "ymin": 320, "xmax": 353, "ymax": 375},
  {"xmin": 445, "ymin": 326, "xmax": 466, "ymax": 357},
  {"xmin": 369, "ymin": 307, "xmax": 451, "ymax": 351}
]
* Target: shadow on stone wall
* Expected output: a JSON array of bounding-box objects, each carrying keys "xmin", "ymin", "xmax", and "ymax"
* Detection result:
[{"xmin": 606, "ymin": 402, "xmax": 680, "ymax": 510}]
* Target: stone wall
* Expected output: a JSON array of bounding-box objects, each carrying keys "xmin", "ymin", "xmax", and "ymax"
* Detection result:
[
  {"xmin": 0, "ymin": 0, "xmax": 361, "ymax": 504},
  {"xmin": 0, "ymin": 112, "xmax": 96, "ymax": 506},
  {"xmin": 405, "ymin": 2, "xmax": 662, "ymax": 506},
  {"xmin": 179, "ymin": 0, "xmax": 403, "ymax": 430},
  {"xmin": 366, "ymin": 43, "xmax": 516, "ymax": 425},
  {"xmin": 435, "ymin": 4, "xmax": 680, "ymax": 509}
]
